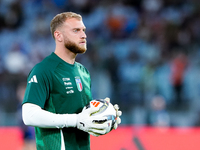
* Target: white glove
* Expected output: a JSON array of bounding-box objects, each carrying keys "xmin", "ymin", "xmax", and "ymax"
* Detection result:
[
  {"xmin": 77, "ymin": 103, "xmax": 108, "ymax": 135},
  {"xmin": 104, "ymin": 97, "xmax": 122, "ymax": 130},
  {"xmin": 88, "ymin": 131, "xmax": 102, "ymax": 137},
  {"xmin": 113, "ymin": 104, "xmax": 122, "ymax": 129},
  {"xmin": 88, "ymin": 98, "xmax": 122, "ymax": 137}
]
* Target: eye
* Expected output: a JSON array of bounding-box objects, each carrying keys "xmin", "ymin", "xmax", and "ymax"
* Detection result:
[{"xmin": 73, "ymin": 29, "xmax": 79, "ymax": 33}]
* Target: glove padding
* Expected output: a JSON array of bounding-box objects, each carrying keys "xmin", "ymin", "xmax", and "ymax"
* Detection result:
[
  {"xmin": 88, "ymin": 98, "xmax": 122, "ymax": 137},
  {"xmin": 77, "ymin": 103, "xmax": 108, "ymax": 136},
  {"xmin": 104, "ymin": 97, "xmax": 122, "ymax": 130}
]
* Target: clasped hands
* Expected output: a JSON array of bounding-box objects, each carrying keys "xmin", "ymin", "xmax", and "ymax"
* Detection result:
[{"xmin": 76, "ymin": 97, "xmax": 122, "ymax": 137}]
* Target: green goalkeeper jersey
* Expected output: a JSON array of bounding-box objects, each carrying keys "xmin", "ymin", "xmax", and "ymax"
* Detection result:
[{"xmin": 22, "ymin": 52, "xmax": 92, "ymax": 150}]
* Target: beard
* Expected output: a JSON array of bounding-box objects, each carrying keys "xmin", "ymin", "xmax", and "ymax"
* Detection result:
[{"xmin": 64, "ymin": 39, "xmax": 86, "ymax": 54}]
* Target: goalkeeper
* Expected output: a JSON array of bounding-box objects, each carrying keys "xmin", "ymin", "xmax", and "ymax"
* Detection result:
[{"xmin": 22, "ymin": 12, "xmax": 121, "ymax": 150}]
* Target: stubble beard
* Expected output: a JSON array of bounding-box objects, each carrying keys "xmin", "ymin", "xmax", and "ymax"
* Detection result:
[{"xmin": 64, "ymin": 39, "xmax": 86, "ymax": 54}]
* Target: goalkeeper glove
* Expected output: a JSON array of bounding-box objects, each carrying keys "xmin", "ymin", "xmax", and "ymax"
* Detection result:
[
  {"xmin": 104, "ymin": 97, "xmax": 122, "ymax": 130},
  {"xmin": 77, "ymin": 103, "xmax": 107, "ymax": 135}
]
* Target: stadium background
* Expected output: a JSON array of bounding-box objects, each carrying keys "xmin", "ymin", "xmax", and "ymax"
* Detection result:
[{"xmin": 0, "ymin": 0, "xmax": 200, "ymax": 149}]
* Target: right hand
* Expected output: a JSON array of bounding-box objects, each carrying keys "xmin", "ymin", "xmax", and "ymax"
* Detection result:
[
  {"xmin": 104, "ymin": 97, "xmax": 122, "ymax": 130},
  {"xmin": 76, "ymin": 103, "xmax": 107, "ymax": 136}
]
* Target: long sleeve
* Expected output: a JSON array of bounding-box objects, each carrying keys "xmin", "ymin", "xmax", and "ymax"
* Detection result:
[{"xmin": 22, "ymin": 103, "xmax": 77, "ymax": 128}]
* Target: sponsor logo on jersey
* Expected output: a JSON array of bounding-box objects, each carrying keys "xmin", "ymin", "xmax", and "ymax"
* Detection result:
[
  {"xmin": 66, "ymin": 90, "xmax": 74, "ymax": 94},
  {"xmin": 62, "ymin": 77, "xmax": 74, "ymax": 94},
  {"xmin": 64, "ymin": 82, "xmax": 72, "ymax": 86},
  {"xmin": 28, "ymin": 75, "xmax": 38, "ymax": 83},
  {"xmin": 75, "ymin": 77, "xmax": 83, "ymax": 92},
  {"xmin": 66, "ymin": 87, "xmax": 73, "ymax": 89},
  {"xmin": 62, "ymin": 78, "xmax": 70, "ymax": 81}
]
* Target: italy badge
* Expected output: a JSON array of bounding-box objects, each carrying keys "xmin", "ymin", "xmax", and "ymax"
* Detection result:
[{"xmin": 75, "ymin": 77, "xmax": 83, "ymax": 92}]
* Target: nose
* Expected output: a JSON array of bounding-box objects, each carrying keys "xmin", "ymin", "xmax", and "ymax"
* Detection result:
[{"xmin": 81, "ymin": 30, "xmax": 87, "ymax": 39}]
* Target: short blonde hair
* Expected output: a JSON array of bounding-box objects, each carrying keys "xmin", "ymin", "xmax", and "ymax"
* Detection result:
[{"xmin": 50, "ymin": 12, "xmax": 82, "ymax": 39}]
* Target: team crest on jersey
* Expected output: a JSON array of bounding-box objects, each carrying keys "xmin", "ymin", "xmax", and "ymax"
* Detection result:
[{"xmin": 75, "ymin": 77, "xmax": 83, "ymax": 92}]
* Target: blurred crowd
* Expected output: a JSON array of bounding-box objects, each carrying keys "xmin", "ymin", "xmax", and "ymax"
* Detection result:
[{"xmin": 1, "ymin": 0, "xmax": 200, "ymax": 130}]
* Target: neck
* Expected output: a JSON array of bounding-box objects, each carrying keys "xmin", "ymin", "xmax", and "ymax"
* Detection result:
[{"xmin": 54, "ymin": 46, "xmax": 77, "ymax": 65}]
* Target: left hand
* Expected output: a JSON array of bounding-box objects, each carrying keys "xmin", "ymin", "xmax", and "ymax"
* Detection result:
[{"xmin": 104, "ymin": 97, "xmax": 122, "ymax": 130}]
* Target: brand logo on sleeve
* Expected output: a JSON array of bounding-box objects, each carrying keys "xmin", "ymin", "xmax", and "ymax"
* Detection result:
[
  {"xmin": 75, "ymin": 77, "xmax": 83, "ymax": 92},
  {"xmin": 28, "ymin": 75, "xmax": 38, "ymax": 83}
]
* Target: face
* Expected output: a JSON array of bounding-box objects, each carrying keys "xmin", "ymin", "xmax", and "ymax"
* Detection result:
[{"xmin": 60, "ymin": 18, "xmax": 87, "ymax": 54}]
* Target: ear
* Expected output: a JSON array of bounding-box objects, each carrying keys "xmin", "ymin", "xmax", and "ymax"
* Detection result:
[{"xmin": 54, "ymin": 30, "xmax": 63, "ymax": 42}]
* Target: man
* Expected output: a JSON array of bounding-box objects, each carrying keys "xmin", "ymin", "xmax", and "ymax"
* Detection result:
[{"xmin": 22, "ymin": 12, "xmax": 121, "ymax": 150}]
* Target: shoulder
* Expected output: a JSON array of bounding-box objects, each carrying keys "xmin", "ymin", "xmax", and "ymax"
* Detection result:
[
  {"xmin": 29, "ymin": 54, "xmax": 60, "ymax": 77},
  {"xmin": 40, "ymin": 54, "xmax": 60, "ymax": 69}
]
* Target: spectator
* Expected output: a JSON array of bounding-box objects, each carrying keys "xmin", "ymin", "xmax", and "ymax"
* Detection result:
[{"xmin": 170, "ymin": 51, "xmax": 188, "ymax": 108}]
